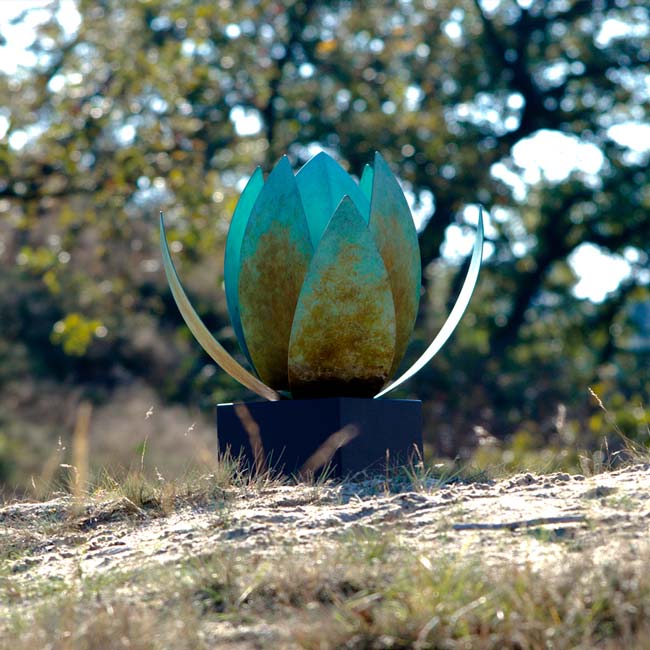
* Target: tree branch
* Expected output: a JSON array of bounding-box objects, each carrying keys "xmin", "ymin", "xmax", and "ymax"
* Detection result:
[{"xmin": 261, "ymin": 0, "xmax": 318, "ymax": 166}]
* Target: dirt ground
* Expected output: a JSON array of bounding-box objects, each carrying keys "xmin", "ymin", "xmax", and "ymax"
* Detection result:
[
  {"xmin": 0, "ymin": 463, "xmax": 650, "ymax": 650},
  {"xmin": 3, "ymin": 462, "xmax": 650, "ymax": 645}
]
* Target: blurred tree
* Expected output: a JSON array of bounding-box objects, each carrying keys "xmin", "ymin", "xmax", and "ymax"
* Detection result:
[{"xmin": 0, "ymin": 0, "xmax": 648, "ymax": 470}]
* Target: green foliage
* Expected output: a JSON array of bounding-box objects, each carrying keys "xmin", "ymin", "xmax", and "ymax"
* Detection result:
[
  {"xmin": 0, "ymin": 432, "xmax": 21, "ymax": 484},
  {"xmin": 0, "ymin": 0, "xmax": 649, "ymax": 484},
  {"xmin": 51, "ymin": 313, "xmax": 104, "ymax": 356}
]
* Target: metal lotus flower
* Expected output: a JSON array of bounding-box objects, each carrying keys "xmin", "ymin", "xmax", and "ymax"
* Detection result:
[{"xmin": 160, "ymin": 151, "xmax": 483, "ymax": 401}]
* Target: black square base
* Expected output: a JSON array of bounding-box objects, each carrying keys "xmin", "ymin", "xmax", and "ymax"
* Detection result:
[{"xmin": 216, "ymin": 398, "xmax": 422, "ymax": 478}]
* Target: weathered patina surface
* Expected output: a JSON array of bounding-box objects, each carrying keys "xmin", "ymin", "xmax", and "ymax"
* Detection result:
[
  {"xmin": 288, "ymin": 197, "xmax": 396, "ymax": 397},
  {"xmin": 160, "ymin": 214, "xmax": 279, "ymax": 401},
  {"xmin": 368, "ymin": 152, "xmax": 421, "ymax": 376},
  {"xmin": 295, "ymin": 151, "xmax": 370, "ymax": 247},
  {"xmin": 224, "ymin": 167, "xmax": 263, "ymax": 367},
  {"xmin": 376, "ymin": 206, "xmax": 484, "ymax": 397},
  {"xmin": 162, "ymin": 151, "xmax": 483, "ymax": 400},
  {"xmin": 238, "ymin": 157, "xmax": 313, "ymax": 389}
]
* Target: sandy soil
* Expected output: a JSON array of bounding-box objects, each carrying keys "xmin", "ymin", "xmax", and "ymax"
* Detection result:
[{"xmin": 3, "ymin": 462, "xmax": 650, "ymax": 644}]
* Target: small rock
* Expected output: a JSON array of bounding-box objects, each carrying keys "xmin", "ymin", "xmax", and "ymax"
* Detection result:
[
  {"xmin": 95, "ymin": 546, "xmax": 130, "ymax": 557},
  {"xmin": 582, "ymin": 485, "xmax": 616, "ymax": 498},
  {"xmin": 509, "ymin": 473, "xmax": 537, "ymax": 487}
]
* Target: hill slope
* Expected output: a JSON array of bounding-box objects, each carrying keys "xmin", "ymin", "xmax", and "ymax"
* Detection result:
[{"xmin": 2, "ymin": 464, "xmax": 650, "ymax": 648}]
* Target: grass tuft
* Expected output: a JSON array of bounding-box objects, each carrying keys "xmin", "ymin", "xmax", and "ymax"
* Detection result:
[{"xmin": 4, "ymin": 449, "xmax": 650, "ymax": 649}]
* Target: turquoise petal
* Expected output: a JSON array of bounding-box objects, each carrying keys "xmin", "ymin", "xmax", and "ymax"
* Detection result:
[
  {"xmin": 160, "ymin": 213, "xmax": 279, "ymax": 401},
  {"xmin": 296, "ymin": 152, "xmax": 370, "ymax": 247},
  {"xmin": 238, "ymin": 156, "xmax": 313, "ymax": 389},
  {"xmin": 368, "ymin": 152, "xmax": 422, "ymax": 377},
  {"xmin": 359, "ymin": 164, "xmax": 374, "ymax": 200},
  {"xmin": 288, "ymin": 196, "xmax": 396, "ymax": 398},
  {"xmin": 224, "ymin": 167, "xmax": 263, "ymax": 365}
]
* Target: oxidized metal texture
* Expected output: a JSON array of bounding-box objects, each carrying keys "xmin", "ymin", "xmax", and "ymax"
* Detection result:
[
  {"xmin": 224, "ymin": 167, "xmax": 263, "ymax": 366},
  {"xmin": 162, "ymin": 150, "xmax": 484, "ymax": 400},
  {"xmin": 368, "ymin": 152, "xmax": 421, "ymax": 376},
  {"xmin": 295, "ymin": 151, "xmax": 370, "ymax": 247},
  {"xmin": 159, "ymin": 214, "xmax": 279, "ymax": 401},
  {"xmin": 238, "ymin": 156, "xmax": 313, "ymax": 389},
  {"xmin": 288, "ymin": 197, "xmax": 396, "ymax": 398},
  {"xmin": 375, "ymin": 206, "xmax": 485, "ymax": 398}
]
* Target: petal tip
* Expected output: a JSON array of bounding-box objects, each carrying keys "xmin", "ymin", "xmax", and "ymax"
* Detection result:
[
  {"xmin": 274, "ymin": 155, "xmax": 292, "ymax": 173},
  {"xmin": 312, "ymin": 150, "xmax": 336, "ymax": 162},
  {"xmin": 373, "ymin": 150, "xmax": 394, "ymax": 175}
]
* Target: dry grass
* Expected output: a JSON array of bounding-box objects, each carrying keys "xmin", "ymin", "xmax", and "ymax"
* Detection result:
[
  {"xmin": 3, "ymin": 452, "xmax": 650, "ymax": 649},
  {"xmin": 2, "ymin": 382, "xmax": 649, "ymax": 648},
  {"xmin": 3, "ymin": 522, "xmax": 650, "ymax": 649}
]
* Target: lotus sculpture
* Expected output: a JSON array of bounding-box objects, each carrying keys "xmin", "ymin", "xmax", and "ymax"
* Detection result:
[{"xmin": 160, "ymin": 151, "xmax": 483, "ymax": 402}]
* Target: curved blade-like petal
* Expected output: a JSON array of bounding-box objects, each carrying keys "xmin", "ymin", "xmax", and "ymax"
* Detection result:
[
  {"xmin": 160, "ymin": 213, "xmax": 279, "ymax": 401},
  {"xmin": 359, "ymin": 163, "xmax": 374, "ymax": 200},
  {"xmin": 368, "ymin": 152, "xmax": 421, "ymax": 377},
  {"xmin": 288, "ymin": 196, "xmax": 396, "ymax": 398},
  {"xmin": 296, "ymin": 151, "xmax": 370, "ymax": 247},
  {"xmin": 224, "ymin": 167, "xmax": 264, "ymax": 366},
  {"xmin": 375, "ymin": 206, "xmax": 485, "ymax": 398},
  {"xmin": 239, "ymin": 156, "xmax": 313, "ymax": 389}
]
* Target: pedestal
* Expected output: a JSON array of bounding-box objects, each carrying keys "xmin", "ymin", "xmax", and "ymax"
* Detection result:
[{"xmin": 216, "ymin": 397, "xmax": 422, "ymax": 478}]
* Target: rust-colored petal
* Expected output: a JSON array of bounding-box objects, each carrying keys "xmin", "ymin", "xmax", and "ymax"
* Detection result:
[
  {"xmin": 238, "ymin": 156, "xmax": 313, "ymax": 389},
  {"xmin": 376, "ymin": 206, "xmax": 485, "ymax": 398},
  {"xmin": 368, "ymin": 152, "xmax": 421, "ymax": 377},
  {"xmin": 288, "ymin": 196, "xmax": 396, "ymax": 398}
]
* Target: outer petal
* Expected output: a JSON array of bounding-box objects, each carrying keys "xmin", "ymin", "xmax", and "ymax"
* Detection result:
[
  {"xmin": 288, "ymin": 196, "xmax": 396, "ymax": 398},
  {"xmin": 224, "ymin": 167, "xmax": 263, "ymax": 365},
  {"xmin": 159, "ymin": 214, "xmax": 279, "ymax": 401},
  {"xmin": 296, "ymin": 151, "xmax": 370, "ymax": 247},
  {"xmin": 375, "ymin": 206, "xmax": 484, "ymax": 398},
  {"xmin": 238, "ymin": 156, "xmax": 313, "ymax": 389},
  {"xmin": 368, "ymin": 152, "xmax": 421, "ymax": 377}
]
